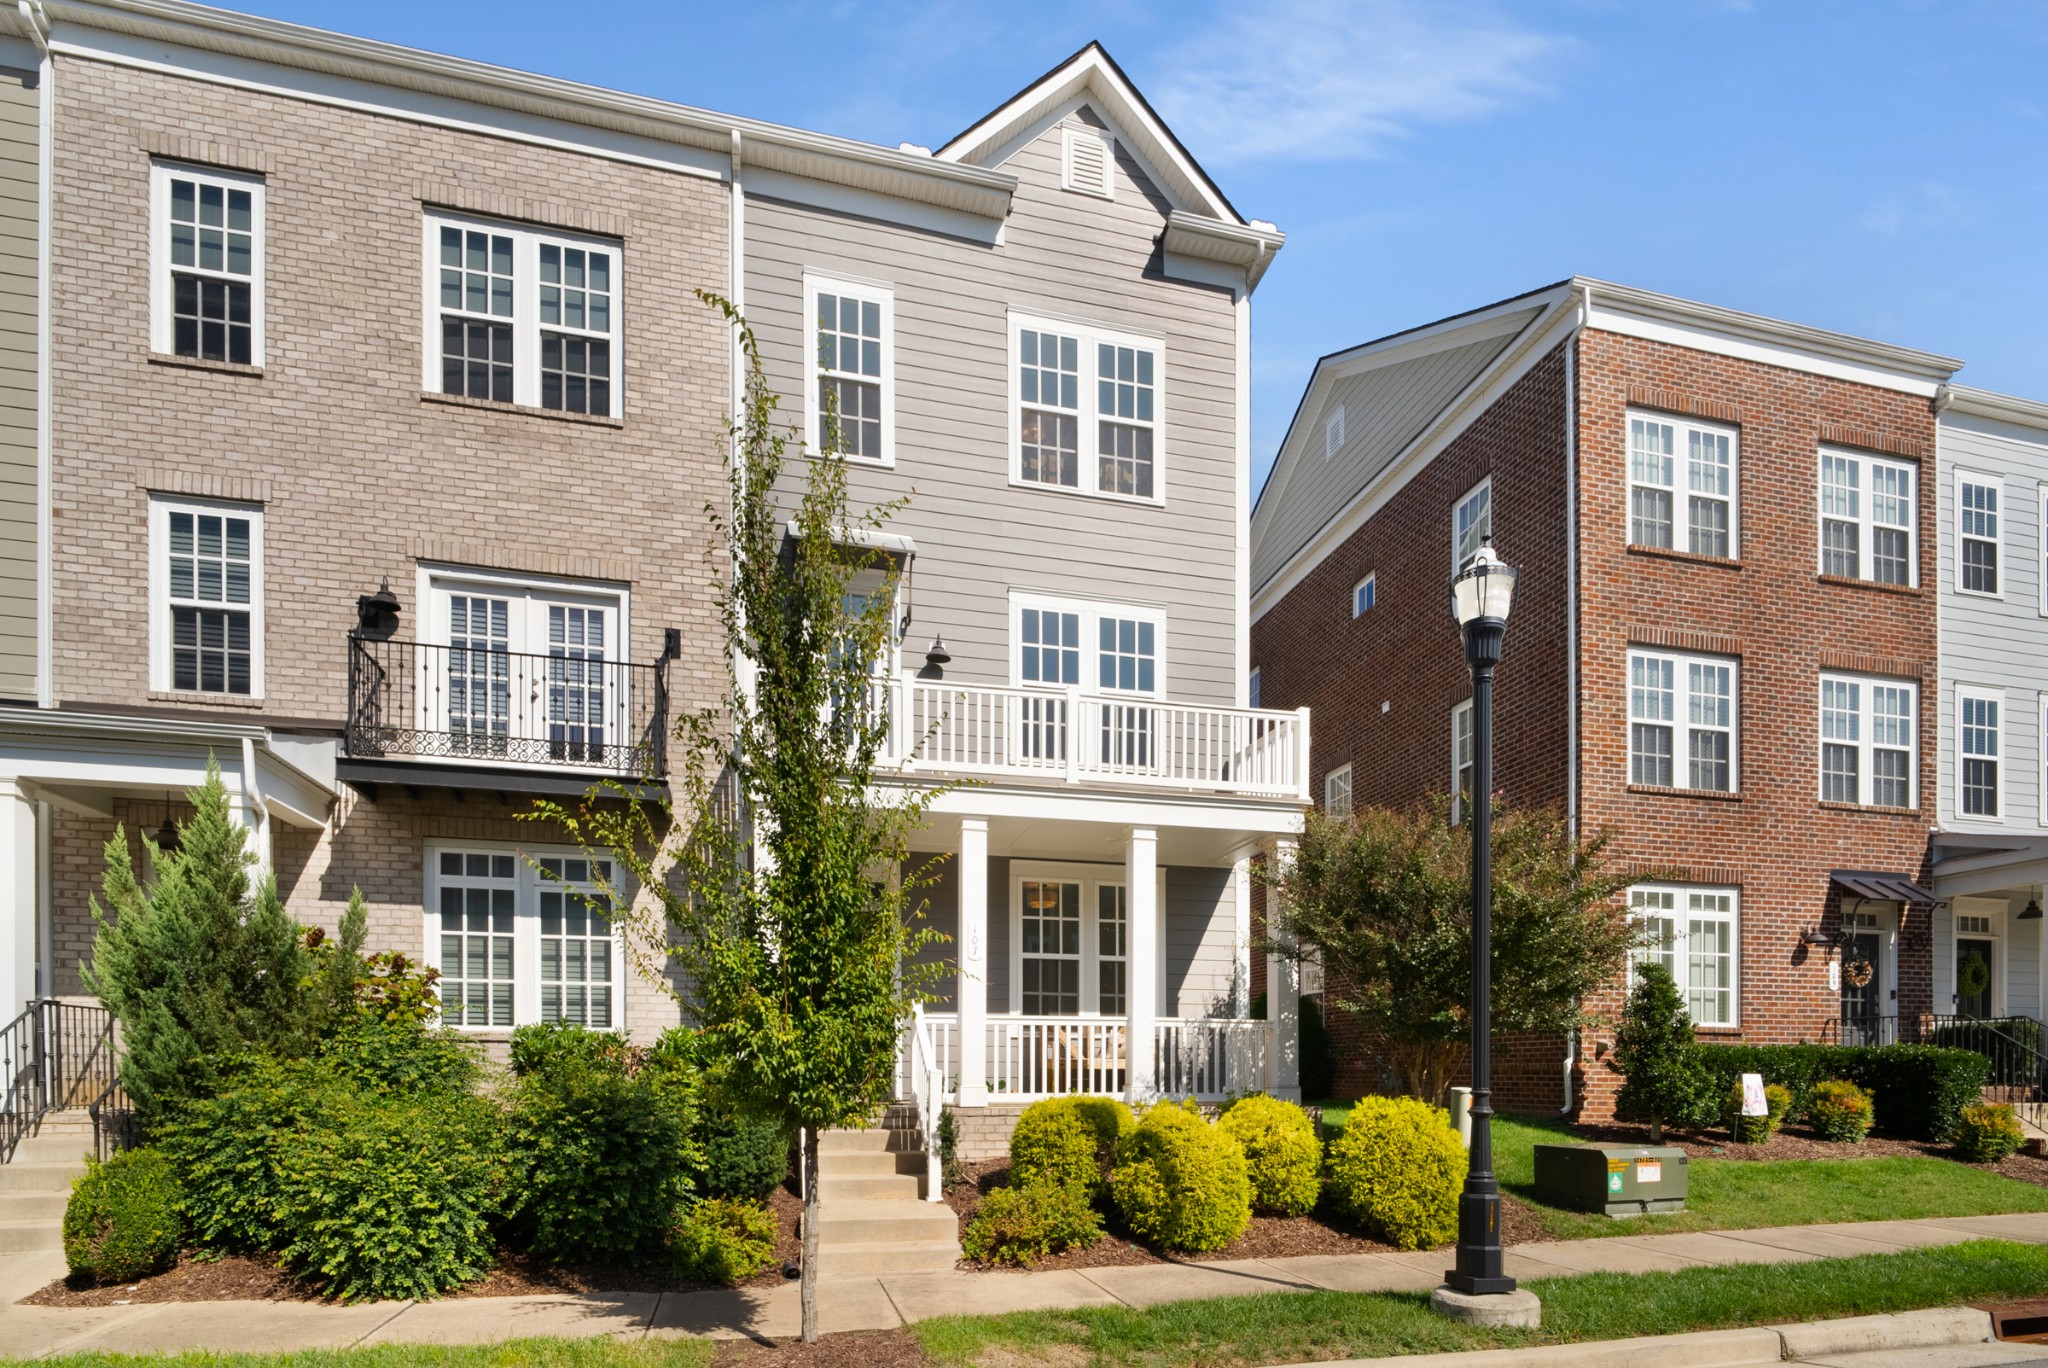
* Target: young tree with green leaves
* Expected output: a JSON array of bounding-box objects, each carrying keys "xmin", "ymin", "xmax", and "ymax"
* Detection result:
[
  {"xmin": 1267, "ymin": 799, "xmax": 1637, "ymax": 1106},
  {"xmin": 533, "ymin": 293, "xmax": 949, "ymax": 1342},
  {"xmin": 1613, "ymin": 959, "xmax": 1717, "ymax": 1142}
]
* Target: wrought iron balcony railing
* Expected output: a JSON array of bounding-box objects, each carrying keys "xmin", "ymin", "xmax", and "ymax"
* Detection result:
[{"xmin": 347, "ymin": 634, "xmax": 670, "ymax": 778}]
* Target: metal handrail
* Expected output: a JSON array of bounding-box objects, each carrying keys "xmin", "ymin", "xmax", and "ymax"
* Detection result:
[{"xmin": 0, "ymin": 1000, "xmax": 122, "ymax": 1162}]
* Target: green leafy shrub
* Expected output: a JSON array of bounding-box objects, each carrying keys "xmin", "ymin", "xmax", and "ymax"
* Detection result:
[
  {"xmin": 509, "ymin": 1020, "xmax": 636, "ymax": 1080},
  {"xmin": 159, "ymin": 1058, "xmax": 343, "ymax": 1252},
  {"xmin": 316, "ymin": 1015, "xmax": 480, "ymax": 1099},
  {"xmin": 1108, "ymin": 1101, "xmax": 1250, "ymax": 1253},
  {"xmin": 1614, "ymin": 962, "xmax": 1717, "ymax": 1140},
  {"xmin": 1217, "ymin": 1093, "xmax": 1320, "ymax": 1216},
  {"xmin": 1807, "ymin": 1079, "xmax": 1875, "ymax": 1142},
  {"xmin": 1326, "ymin": 1095, "xmax": 1465, "ymax": 1250},
  {"xmin": 504, "ymin": 1024, "xmax": 702, "ymax": 1264},
  {"xmin": 275, "ymin": 1090, "xmax": 501, "ymax": 1301},
  {"xmin": 1694, "ymin": 1043, "xmax": 1987, "ymax": 1143},
  {"xmin": 962, "ymin": 1180, "xmax": 1104, "ymax": 1267},
  {"xmin": 1953, "ymin": 1102, "xmax": 2026, "ymax": 1163},
  {"xmin": 63, "ymin": 1147, "xmax": 183, "ymax": 1284},
  {"xmin": 668, "ymin": 1198, "xmax": 777, "ymax": 1285},
  {"xmin": 1723, "ymin": 1081, "xmax": 1792, "ymax": 1144},
  {"xmin": 698, "ymin": 1114, "xmax": 790, "ymax": 1201},
  {"xmin": 1010, "ymin": 1096, "xmax": 1134, "ymax": 1196}
]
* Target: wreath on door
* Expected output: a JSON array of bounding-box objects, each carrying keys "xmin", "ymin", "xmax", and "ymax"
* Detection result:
[
  {"xmin": 1958, "ymin": 955, "xmax": 1992, "ymax": 1001},
  {"xmin": 1843, "ymin": 957, "xmax": 1874, "ymax": 990}
]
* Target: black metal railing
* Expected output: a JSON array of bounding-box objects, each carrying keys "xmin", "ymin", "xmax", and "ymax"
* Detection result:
[
  {"xmin": 347, "ymin": 635, "xmax": 670, "ymax": 778},
  {"xmin": 1920, "ymin": 1014, "xmax": 2047, "ymax": 1089},
  {"xmin": 0, "ymin": 1000, "xmax": 121, "ymax": 1161},
  {"xmin": 1827, "ymin": 1013, "xmax": 1902, "ymax": 1047}
]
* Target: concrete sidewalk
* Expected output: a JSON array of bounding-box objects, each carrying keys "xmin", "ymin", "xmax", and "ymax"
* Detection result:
[{"xmin": 0, "ymin": 1213, "xmax": 2043, "ymax": 1359}]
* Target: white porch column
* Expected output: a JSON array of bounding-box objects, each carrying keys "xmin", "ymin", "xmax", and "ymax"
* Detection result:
[
  {"xmin": 1267, "ymin": 836, "xmax": 1302, "ymax": 1102},
  {"xmin": 1231, "ymin": 856, "xmax": 1252, "ymax": 1018},
  {"xmin": 0, "ymin": 783, "xmax": 41, "ymax": 1022},
  {"xmin": 956, "ymin": 817, "xmax": 989, "ymax": 1107},
  {"xmin": 1125, "ymin": 826, "xmax": 1158, "ymax": 1102}
]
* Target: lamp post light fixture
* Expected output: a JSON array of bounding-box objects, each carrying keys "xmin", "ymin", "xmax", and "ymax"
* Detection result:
[{"xmin": 1439, "ymin": 535, "xmax": 1527, "ymax": 1315}]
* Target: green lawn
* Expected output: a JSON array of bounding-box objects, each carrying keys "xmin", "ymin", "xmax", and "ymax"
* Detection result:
[{"xmin": 917, "ymin": 1240, "xmax": 2048, "ymax": 1368}]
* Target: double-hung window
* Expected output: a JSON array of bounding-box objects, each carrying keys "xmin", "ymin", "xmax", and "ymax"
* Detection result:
[
  {"xmin": 1323, "ymin": 764, "xmax": 1352, "ymax": 818},
  {"xmin": 1628, "ymin": 649, "xmax": 1736, "ymax": 792},
  {"xmin": 1012, "ymin": 314, "xmax": 1163, "ymax": 502},
  {"xmin": 151, "ymin": 496, "xmax": 262, "ymax": 696},
  {"xmin": 1352, "ymin": 574, "xmax": 1376, "ymax": 618},
  {"xmin": 1628, "ymin": 413, "xmax": 1736, "ymax": 557},
  {"xmin": 1451, "ymin": 699, "xmax": 1475, "ymax": 822},
  {"xmin": 1630, "ymin": 884, "xmax": 1739, "ymax": 1027},
  {"xmin": 1957, "ymin": 473, "xmax": 2001, "ymax": 597},
  {"xmin": 424, "ymin": 213, "xmax": 623, "ymax": 418},
  {"xmin": 1019, "ymin": 878, "xmax": 1082, "ymax": 1014},
  {"xmin": 430, "ymin": 844, "xmax": 626, "ymax": 1030},
  {"xmin": 1454, "ymin": 479, "xmax": 1492, "ymax": 569},
  {"xmin": 1959, "ymin": 686, "xmax": 2002, "ymax": 818},
  {"xmin": 1818, "ymin": 450, "xmax": 1916, "ymax": 585},
  {"xmin": 151, "ymin": 162, "xmax": 264, "ymax": 366},
  {"xmin": 806, "ymin": 276, "xmax": 892, "ymax": 463},
  {"xmin": 1819, "ymin": 674, "xmax": 1916, "ymax": 808}
]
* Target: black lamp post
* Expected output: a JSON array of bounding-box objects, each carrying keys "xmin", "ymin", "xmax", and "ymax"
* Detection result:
[{"xmin": 1445, "ymin": 535, "xmax": 1518, "ymax": 1297}]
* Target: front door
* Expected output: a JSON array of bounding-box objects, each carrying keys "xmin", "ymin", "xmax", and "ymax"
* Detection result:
[
  {"xmin": 1957, "ymin": 937, "xmax": 1996, "ymax": 1019},
  {"xmin": 1840, "ymin": 928, "xmax": 1885, "ymax": 1044}
]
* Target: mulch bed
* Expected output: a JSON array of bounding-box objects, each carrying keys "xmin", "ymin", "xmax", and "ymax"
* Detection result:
[{"xmin": 1566, "ymin": 1117, "xmax": 2048, "ymax": 1188}]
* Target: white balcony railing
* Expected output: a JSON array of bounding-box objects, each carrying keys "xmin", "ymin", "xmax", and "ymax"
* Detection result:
[
  {"xmin": 913, "ymin": 1013, "xmax": 1275, "ymax": 1103},
  {"xmin": 879, "ymin": 677, "xmax": 1309, "ymax": 800}
]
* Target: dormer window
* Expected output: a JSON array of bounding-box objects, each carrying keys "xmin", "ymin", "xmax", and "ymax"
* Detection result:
[{"xmin": 1062, "ymin": 127, "xmax": 1115, "ymax": 199}]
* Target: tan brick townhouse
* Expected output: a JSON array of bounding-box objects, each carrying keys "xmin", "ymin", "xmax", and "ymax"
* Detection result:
[
  {"xmin": 1251, "ymin": 279, "xmax": 1973, "ymax": 1121},
  {"xmin": 0, "ymin": 3, "xmax": 1306, "ymax": 1136}
]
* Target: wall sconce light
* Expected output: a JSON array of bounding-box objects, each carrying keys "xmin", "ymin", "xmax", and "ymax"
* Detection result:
[
  {"xmin": 152, "ymin": 793, "xmax": 181, "ymax": 855},
  {"xmin": 2022, "ymin": 897, "xmax": 2043, "ymax": 921},
  {"xmin": 355, "ymin": 578, "xmax": 402, "ymax": 638},
  {"xmin": 924, "ymin": 634, "xmax": 952, "ymax": 669}
]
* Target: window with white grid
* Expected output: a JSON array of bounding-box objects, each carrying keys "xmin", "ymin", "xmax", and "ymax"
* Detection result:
[
  {"xmin": 151, "ymin": 163, "xmax": 264, "ymax": 366},
  {"xmin": 1020, "ymin": 879, "xmax": 1082, "ymax": 1014},
  {"xmin": 1820, "ymin": 674, "xmax": 1916, "ymax": 808},
  {"xmin": 1958, "ymin": 473, "xmax": 2001, "ymax": 597},
  {"xmin": 1629, "ymin": 649, "xmax": 1737, "ymax": 792},
  {"xmin": 1097, "ymin": 884, "xmax": 1127, "ymax": 1016},
  {"xmin": 1454, "ymin": 479, "xmax": 1492, "ymax": 569},
  {"xmin": 1818, "ymin": 451, "xmax": 1915, "ymax": 585},
  {"xmin": 807, "ymin": 277, "xmax": 891, "ymax": 462},
  {"xmin": 428, "ymin": 843, "xmax": 630, "ymax": 1031},
  {"xmin": 1352, "ymin": 573, "xmax": 1376, "ymax": 618},
  {"xmin": 152, "ymin": 497, "xmax": 262, "ymax": 696},
  {"xmin": 1628, "ymin": 413, "xmax": 1737, "ymax": 557},
  {"xmin": 1960, "ymin": 687, "xmax": 2002, "ymax": 818},
  {"xmin": 1324, "ymin": 764, "xmax": 1352, "ymax": 818},
  {"xmin": 437, "ymin": 850, "xmax": 517, "ymax": 1028},
  {"xmin": 1013, "ymin": 313, "xmax": 1163, "ymax": 502},
  {"xmin": 1452, "ymin": 700, "xmax": 1475, "ymax": 823},
  {"xmin": 423, "ymin": 212, "xmax": 623, "ymax": 417},
  {"xmin": 536, "ymin": 855, "xmax": 616, "ymax": 1028},
  {"xmin": 1630, "ymin": 884, "xmax": 1739, "ymax": 1027}
]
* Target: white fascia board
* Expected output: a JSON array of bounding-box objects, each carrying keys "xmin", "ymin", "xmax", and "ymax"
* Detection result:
[
  {"xmin": 1252, "ymin": 296, "xmax": 1583, "ymax": 618},
  {"xmin": 44, "ymin": 0, "xmax": 1015, "ymax": 216},
  {"xmin": 1939, "ymin": 384, "xmax": 2048, "ymax": 434},
  {"xmin": 910, "ymin": 782, "xmax": 1306, "ymax": 834},
  {"xmin": 1161, "ymin": 212, "xmax": 1284, "ymax": 293},
  {"xmin": 0, "ymin": 707, "xmax": 337, "ymax": 803},
  {"xmin": 745, "ymin": 166, "xmax": 1003, "ymax": 246},
  {"xmin": 786, "ymin": 519, "xmax": 917, "ymax": 558},
  {"xmin": 1581, "ymin": 278, "xmax": 1962, "ymax": 397},
  {"xmin": 1932, "ymin": 842, "xmax": 2048, "ymax": 899}
]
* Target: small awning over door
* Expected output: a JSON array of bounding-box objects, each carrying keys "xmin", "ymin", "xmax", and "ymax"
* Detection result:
[{"xmin": 1831, "ymin": 870, "xmax": 1936, "ymax": 904}]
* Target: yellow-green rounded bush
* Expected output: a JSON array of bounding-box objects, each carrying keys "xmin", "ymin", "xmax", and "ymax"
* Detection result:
[
  {"xmin": 1109, "ymin": 1101, "xmax": 1250, "ymax": 1252},
  {"xmin": 1953, "ymin": 1102, "xmax": 2025, "ymax": 1164},
  {"xmin": 1807, "ymin": 1079, "xmax": 1874, "ymax": 1143},
  {"xmin": 1326, "ymin": 1096, "xmax": 1465, "ymax": 1251},
  {"xmin": 1217, "ymin": 1093, "xmax": 1321, "ymax": 1216},
  {"xmin": 1010, "ymin": 1096, "xmax": 1135, "ymax": 1194}
]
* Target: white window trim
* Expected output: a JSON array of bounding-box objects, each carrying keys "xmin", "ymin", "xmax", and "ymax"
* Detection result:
[
  {"xmin": 1453, "ymin": 476, "xmax": 1492, "ymax": 571},
  {"xmin": 149, "ymin": 160, "xmax": 266, "ymax": 365},
  {"xmin": 1628, "ymin": 882, "xmax": 1742, "ymax": 1029},
  {"xmin": 1323, "ymin": 764, "xmax": 1352, "ymax": 818},
  {"xmin": 1817, "ymin": 672, "xmax": 1919, "ymax": 809},
  {"xmin": 1061, "ymin": 126, "xmax": 1116, "ymax": 199},
  {"xmin": 1451, "ymin": 698, "xmax": 1475, "ymax": 824},
  {"xmin": 802, "ymin": 272, "xmax": 896, "ymax": 466},
  {"xmin": 2041, "ymin": 690, "xmax": 2048, "ymax": 826},
  {"xmin": 1008, "ymin": 590, "xmax": 1168, "ymax": 698},
  {"xmin": 1816, "ymin": 447, "xmax": 1917, "ymax": 586},
  {"xmin": 421, "ymin": 839, "xmax": 631, "ymax": 1033},
  {"xmin": 1955, "ymin": 468, "xmax": 2003, "ymax": 600},
  {"xmin": 1352, "ymin": 572, "xmax": 1376, "ymax": 618},
  {"xmin": 1626, "ymin": 409, "xmax": 1741, "ymax": 558},
  {"xmin": 2039, "ymin": 484, "xmax": 2048, "ymax": 620},
  {"xmin": 1627, "ymin": 648, "xmax": 1740, "ymax": 794},
  {"xmin": 148, "ymin": 494, "xmax": 265, "ymax": 697},
  {"xmin": 416, "ymin": 562, "xmax": 632, "ymax": 657},
  {"xmin": 419, "ymin": 209, "xmax": 626, "ymax": 418},
  {"xmin": 1007, "ymin": 860, "xmax": 1166, "ymax": 1017},
  {"xmin": 1957, "ymin": 683, "xmax": 2005, "ymax": 822},
  {"xmin": 1247, "ymin": 666, "xmax": 1261, "ymax": 710},
  {"xmin": 1325, "ymin": 404, "xmax": 1345, "ymax": 461},
  {"xmin": 1008, "ymin": 310, "xmax": 1168, "ymax": 507}
]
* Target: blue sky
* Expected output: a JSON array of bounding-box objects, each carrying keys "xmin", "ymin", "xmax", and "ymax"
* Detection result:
[{"xmin": 231, "ymin": 0, "xmax": 2048, "ymax": 487}]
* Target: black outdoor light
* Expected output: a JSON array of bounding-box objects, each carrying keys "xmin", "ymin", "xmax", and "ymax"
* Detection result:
[
  {"xmin": 2022, "ymin": 896, "xmax": 2043, "ymax": 922},
  {"xmin": 1445, "ymin": 535, "xmax": 1518, "ymax": 1298},
  {"xmin": 924, "ymin": 634, "xmax": 952, "ymax": 670},
  {"xmin": 355, "ymin": 578, "xmax": 402, "ymax": 639}
]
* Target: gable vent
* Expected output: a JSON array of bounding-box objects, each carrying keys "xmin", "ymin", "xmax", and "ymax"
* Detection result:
[
  {"xmin": 1062, "ymin": 127, "xmax": 1115, "ymax": 200},
  {"xmin": 1325, "ymin": 404, "xmax": 1346, "ymax": 460}
]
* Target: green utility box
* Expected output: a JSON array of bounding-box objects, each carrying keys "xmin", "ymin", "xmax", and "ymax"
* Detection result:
[{"xmin": 1533, "ymin": 1144, "xmax": 1688, "ymax": 1217}]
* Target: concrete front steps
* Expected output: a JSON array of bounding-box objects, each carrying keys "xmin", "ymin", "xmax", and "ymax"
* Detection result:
[
  {"xmin": 809, "ymin": 1116, "xmax": 958, "ymax": 1279},
  {"xmin": 0, "ymin": 1110, "xmax": 94, "ymax": 1254}
]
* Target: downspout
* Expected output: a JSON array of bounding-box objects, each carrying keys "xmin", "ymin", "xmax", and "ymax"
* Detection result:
[
  {"xmin": 239, "ymin": 735, "xmax": 271, "ymax": 874},
  {"xmin": 21, "ymin": 0, "xmax": 51, "ymax": 708},
  {"xmin": 1562, "ymin": 281, "xmax": 1590, "ymax": 1116}
]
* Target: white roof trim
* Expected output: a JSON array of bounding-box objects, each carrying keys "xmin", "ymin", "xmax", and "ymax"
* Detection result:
[
  {"xmin": 1939, "ymin": 384, "xmax": 2048, "ymax": 432},
  {"xmin": 787, "ymin": 519, "xmax": 917, "ymax": 557},
  {"xmin": 936, "ymin": 43, "xmax": 1242, "ymax": 227},
  {"xmin": 1161, "ymin": 211, "xmax": 1283, "ymax": 292}
]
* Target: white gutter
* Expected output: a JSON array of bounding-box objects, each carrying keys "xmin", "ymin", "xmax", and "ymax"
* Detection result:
[
  {"xmin": 239, "ymin": 734, "xmax": 271, "ymax": 875},
  {"xmin": 22, "ymin": 0, "xmax": 50, "ymax": 707}
]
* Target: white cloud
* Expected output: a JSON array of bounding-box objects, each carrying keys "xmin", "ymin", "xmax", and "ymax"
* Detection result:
[
  {"xmin": 1858, "ymin": 182, "xmax": 1971, "ymax": 238},
  {"xmin": 1152, "ymin": 0, "xmax": 1571, "ymax": 165}
]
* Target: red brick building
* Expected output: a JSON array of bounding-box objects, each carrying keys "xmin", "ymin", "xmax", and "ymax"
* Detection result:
[{"xmin": 1249, "ymin": 280, "xmax": 1964, "ymax": 1119}]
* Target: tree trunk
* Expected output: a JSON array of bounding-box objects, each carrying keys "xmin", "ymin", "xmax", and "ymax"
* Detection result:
[{"xmin": 800, "ymin": 1123, "xmax": 821, "ymax": 1343}]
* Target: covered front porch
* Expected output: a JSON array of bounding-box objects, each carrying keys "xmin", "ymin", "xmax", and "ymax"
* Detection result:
[{"xmin": 896, "ymin": 786, "xmax": 1305, "ymax": 1108}]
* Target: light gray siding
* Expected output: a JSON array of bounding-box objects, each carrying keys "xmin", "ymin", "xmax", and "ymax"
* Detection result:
[
  {"xmin": 743, "ymin": 107, "xmax": 1242, "ymax": 706},
  {"xmin": 0, "ymin": 63, "xmax": 37, "ymax": 701},
  {"xmin": 1937, "ymin": 410, "xmax": 2048, "ymax": 833}
]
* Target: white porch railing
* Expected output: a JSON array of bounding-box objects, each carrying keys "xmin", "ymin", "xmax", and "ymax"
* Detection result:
[
  {"xmin": 880, "ymin": 678, "xmax": 1309, "ymax": 800},
  {"xmin": 911, "ymin": 1013, "xmax": 1275, "ymax": 1103}
]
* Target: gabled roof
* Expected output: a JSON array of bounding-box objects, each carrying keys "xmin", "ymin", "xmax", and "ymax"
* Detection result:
[{"xmin": 937, "ymin": 41, "xmax": 1244, "ymax": 227}]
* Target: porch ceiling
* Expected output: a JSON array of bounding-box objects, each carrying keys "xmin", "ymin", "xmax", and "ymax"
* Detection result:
[{"xmin": 1932, "ymin": 837, "xmax": 2048, "ymax": 901}]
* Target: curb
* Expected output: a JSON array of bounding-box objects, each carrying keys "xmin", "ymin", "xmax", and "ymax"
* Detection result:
[{"xmin": 1301, "ymin": 1305, "xmax": 1996, "ymax": 1368}]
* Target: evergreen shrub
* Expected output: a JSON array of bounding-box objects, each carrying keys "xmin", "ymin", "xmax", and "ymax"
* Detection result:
[
  {"xmin": 668, "ymin": 1198, "xmax": 778, "ymax": 1285},
  {"xmin": 1217, "ymin": 1093, "xmax": 1321, "ymax": 1216},
  {"xmin": 1010, "ymin": 1096, "xmax": 1134, "ymax": 1196},
  {"xmin": 1694, "ymin": 1044, "xmax": 1985, "ymax": 1142},
  {"xmin": 962, "ymin": 1180, "xmax": 1103, "ymax": 1266},
  {"xmin": 1326, "ymin": 1095, "xmax": 1464, "ymax": 1251},
  {"xmin": 1108, "ymin": 1101, "xmax": 1250, "ymax": 1253},
  {"xmin": 1953, "ymin": 1102, "xmax": 2026, "ymax": 1164},
  {"xmin": 698, "ymin": 1114, "xmax": 791, "ymax": 1201},
  {"xmin": 1807, "ymin": 1079, "xmax": 1875, "ymax": 1142},
  {"xmin": 62, "ymin": 1147, "xmax": 183, "ymax": 1284},
  {"xmin": 1613, "ymin": 962, "xmax": 1717, "ymax": 1139}
]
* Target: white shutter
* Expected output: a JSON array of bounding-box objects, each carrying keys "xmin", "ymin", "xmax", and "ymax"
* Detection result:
[{"xmin": 1063, "ymin": 127, "xmax": 1115, "ymax": 199}]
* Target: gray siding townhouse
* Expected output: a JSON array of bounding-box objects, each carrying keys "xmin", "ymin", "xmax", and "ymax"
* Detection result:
[
  {"xmin": 1929, "ymin": 385, "xmax": 2048, "ymax": 1025},
  {"xmin": 0, "ymin": 7, "xmax": 1305, "ymax": 1140}
]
